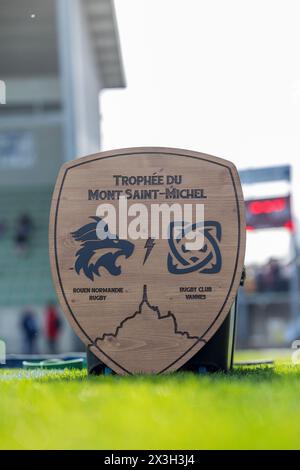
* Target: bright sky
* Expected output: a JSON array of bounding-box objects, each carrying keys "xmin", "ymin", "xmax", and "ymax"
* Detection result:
[{"xmin": 101, "ymin": 0, "xmax": 300, "ymax": 265}]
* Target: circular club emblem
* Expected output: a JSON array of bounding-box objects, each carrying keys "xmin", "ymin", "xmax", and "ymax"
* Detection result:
[{"xmin": 49, "ymin": 147, "xmax": 246, "ymax": 374}]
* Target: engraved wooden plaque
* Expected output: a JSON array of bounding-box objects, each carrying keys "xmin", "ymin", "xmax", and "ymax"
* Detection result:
[{"xmin": 49, "ymin": 147, "xmax": 246, "ymax": 374}]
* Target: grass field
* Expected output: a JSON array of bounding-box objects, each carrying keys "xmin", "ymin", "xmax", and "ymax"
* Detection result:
[{"xmin": 0, "ymin": 350, "xmax": 299, "ymax": 450}]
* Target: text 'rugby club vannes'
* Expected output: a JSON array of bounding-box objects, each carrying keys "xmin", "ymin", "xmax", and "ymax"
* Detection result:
[{"xmin": 49, "ymin": 147, "xmax": 246, "ymax": 375}]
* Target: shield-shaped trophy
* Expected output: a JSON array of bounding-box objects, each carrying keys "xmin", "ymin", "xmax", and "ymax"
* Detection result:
[{"xmin": 49, "ymin": 147, "xmax": 246, "ymax": 374}]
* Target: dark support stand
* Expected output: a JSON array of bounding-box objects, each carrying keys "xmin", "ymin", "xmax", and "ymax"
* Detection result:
[
  {"xmin": 87, "ymin": 270, "xmax": 245, "ymax": 375},
  {"xmin": 179, "ymin": 297, "xmax": 237, "ymax": 373}
]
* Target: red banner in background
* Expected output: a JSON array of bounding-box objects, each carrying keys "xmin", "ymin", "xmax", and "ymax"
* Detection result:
[{"xmin": 245, "ymin": 195, "xmax": 293, "ymax": 230}]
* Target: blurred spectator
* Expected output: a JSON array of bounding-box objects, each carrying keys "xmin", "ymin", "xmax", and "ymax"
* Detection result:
[
  {"xmin": 20, "ymin": 308, "xmax": 39, "ymax": 354},
  {"xmin": 255, "ymin": 268, "xmax": 265, "ymax": 293},
  {"xmin": 45, "ymin": 302, "xmax": 62, "ymax": 354},
  {"xmin": 244, "ymin": 258, "xmax": 290, "ymax": 293},
  {"xmin": 15, "ymin": 213, "xmax": 33, "ymax": 254},
  {"xmin": 259, "ymin": 258, "xmax": 289, "ymax": 292}
]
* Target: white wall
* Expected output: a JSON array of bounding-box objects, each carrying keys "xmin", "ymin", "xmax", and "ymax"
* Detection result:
[
  {"xmin": 3, "ymin": 76, "xmax": 61, "ymax": 105},
  {"xmin": 0, "ymin": 125, "xmax": 63, "ymax": 187}
]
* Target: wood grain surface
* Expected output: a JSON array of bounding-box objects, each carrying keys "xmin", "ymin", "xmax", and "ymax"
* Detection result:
[{"xmin": 49, "ymin": 147, "xmax": 246, "ymax": 374}]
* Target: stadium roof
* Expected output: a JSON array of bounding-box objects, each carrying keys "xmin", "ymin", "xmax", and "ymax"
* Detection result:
[
  {"xmin": 0, "ymin": 0, "xmax": 125, "ymax": 89},
  {"xmin": 85, "ymin": 0, "xmax": 125, "ymax": 88}
]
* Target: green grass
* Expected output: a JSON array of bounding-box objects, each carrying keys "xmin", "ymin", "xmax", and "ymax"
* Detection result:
[{"xmin": 0, "ymin": 352, "xmax": 300, "ymax": 450}]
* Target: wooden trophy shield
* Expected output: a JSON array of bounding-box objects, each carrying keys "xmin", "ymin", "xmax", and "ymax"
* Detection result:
[{"xmin": 49, "ymin": 147, "xmax": 246, "ymax": 374}]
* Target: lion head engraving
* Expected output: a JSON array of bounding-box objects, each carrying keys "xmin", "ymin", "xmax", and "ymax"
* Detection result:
[{"xmin": 71, "ymin": 217, "xmax": 135, "ymax": 281}]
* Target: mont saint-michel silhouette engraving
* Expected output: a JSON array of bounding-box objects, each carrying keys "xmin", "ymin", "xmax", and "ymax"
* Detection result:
[{"xmin": 90, "ymin": 285, "xmax": 206, "ymax": 374}]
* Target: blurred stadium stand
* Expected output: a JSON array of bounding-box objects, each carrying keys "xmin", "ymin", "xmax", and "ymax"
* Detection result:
[
  {"xmin": 236, "ymin": 166, "xmax": 300, "ymax": 349},
  {"xmin": 0, "ymin": 0, "xmax": 125, "ymax": 353},
  {"xmin": 0, "ymin": 187, "xmax": 53, "ymax": 306}
]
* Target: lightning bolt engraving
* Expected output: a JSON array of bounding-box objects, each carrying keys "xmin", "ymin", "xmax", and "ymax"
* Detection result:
[{"xmin": 143, "ymin": 238, "xmax": 156, "ymax": 265}]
